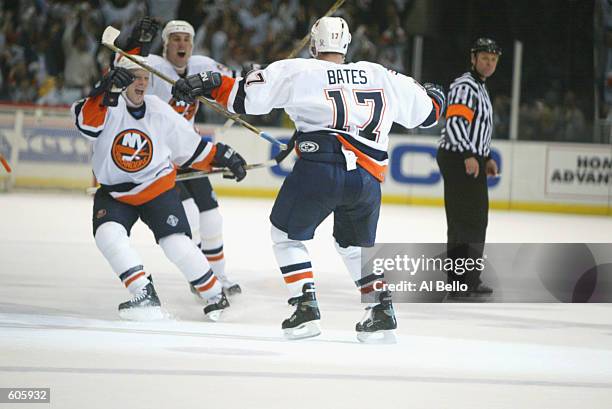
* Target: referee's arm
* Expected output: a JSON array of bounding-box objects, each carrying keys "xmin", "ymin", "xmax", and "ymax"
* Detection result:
[
  {"xmin": 445, "ymin": 84, "xmax": 477, "ymax": 159},
  {"xmin": 445, "ymin": 84, "xmax": 480, "ymax": 177}
]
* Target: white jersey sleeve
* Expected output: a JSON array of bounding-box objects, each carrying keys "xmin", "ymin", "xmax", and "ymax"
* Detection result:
[{"xmin": 385, "ymin": 70, "xmax": 433, "ymax": 129}]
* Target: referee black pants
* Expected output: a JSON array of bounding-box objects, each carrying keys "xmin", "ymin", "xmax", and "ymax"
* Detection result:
[{"xmin": 436, "ymin": 148, "xmax": 488, "ymax": 288}]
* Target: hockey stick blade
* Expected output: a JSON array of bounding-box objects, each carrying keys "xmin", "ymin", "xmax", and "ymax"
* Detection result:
[{"xmin": 101, "ymin": 26, "xmax": 121, "ymax": 47}]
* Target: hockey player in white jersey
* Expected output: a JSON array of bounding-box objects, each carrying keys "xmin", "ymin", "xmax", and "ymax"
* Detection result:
[
  {"xmin": 119, "ymin": 18, "xmax": 242, "ymax": 296},
  {"xmin": 71, "ymin": 54, "xmax": 247, "ymax": 321},
  {"xmin": 171, "ymin": 17, "xmax": 446, "ymax": 342}
]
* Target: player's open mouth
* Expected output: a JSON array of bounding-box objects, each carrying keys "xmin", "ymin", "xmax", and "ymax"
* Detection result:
[
  {"xmin": 135, "ymin": 89, "xmax": 144, "ymax": 96},
  {"xmin": 178, "ymin": 51, "xmax": 186, "ymax": 58}
]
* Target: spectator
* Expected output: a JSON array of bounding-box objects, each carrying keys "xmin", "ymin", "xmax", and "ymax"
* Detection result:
[{"xmin": 62, "ymin": 20, "xmax": 98, "ymax": 97}]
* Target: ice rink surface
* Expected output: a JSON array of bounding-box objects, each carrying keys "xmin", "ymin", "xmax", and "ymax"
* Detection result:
[{"xmin": 1, "ymin": 192, "xmax": 611, "ymax": 409}]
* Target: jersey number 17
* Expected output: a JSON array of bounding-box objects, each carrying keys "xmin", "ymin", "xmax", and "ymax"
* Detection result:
[{"xmin": 325, "ymin": 89, "xmax": 386, "ymax": 142}]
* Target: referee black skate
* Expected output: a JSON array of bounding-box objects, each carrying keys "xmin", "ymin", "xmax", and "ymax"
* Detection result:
[{"xmin": 437, "ymin": 38, "xmax": 501, "ymax": 301}]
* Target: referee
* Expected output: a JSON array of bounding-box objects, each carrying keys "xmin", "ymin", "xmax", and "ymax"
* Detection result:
[{"xmin": 437, "ymin": 38, "xmax": 501, "ymax": 299}]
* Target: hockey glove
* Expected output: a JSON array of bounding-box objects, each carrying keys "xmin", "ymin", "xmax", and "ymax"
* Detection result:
[
  {"xmin": 90, "ymin": 68, "xmax": 135, "ymax": 106},
  {"xmin": 117, "ymin": 16, "xmax": 160, "ymax": 56},
  {"xmin": 423, "ymin": 83, "xmax": 446, "ymax": 118},
  {"xmin": 212, "ymin": 143, "xmax": 247, "ymax": 182},
  {"xmin": 171, "ymin": 71, "xmax": 222, "ymax": 104}
]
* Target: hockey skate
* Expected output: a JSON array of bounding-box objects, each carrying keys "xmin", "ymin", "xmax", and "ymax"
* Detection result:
[
  {"xmin": 118, "ymin": 280, "xmax": 165, "ymax": 321},
  {"xmin": 282, "ymin": 283, "xmax": 321, "ymax": 340},
  {"xmin": 356, "ymin": 291, "xmax": 397, "ymax": 344},
  {"xmin": 203, "ymin": 291, "xmax": 230, "ymax": 322}
]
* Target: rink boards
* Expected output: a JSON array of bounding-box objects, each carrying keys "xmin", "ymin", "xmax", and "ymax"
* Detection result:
[{"xmin": 0, "ymin": 113, "xmax": 610, "ymax": 215}]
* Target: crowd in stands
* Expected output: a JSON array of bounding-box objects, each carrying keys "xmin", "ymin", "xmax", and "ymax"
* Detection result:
[
  {"xmin": 0, "ymin": 0, "xmax": 410, "ymax": 105},
  {"xmin": 0, "ymin": 0, "xmax": 591, "ymax": 141}
]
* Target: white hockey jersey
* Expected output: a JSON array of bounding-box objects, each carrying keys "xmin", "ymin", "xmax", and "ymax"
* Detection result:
[
  {"xmin": 212, "ymin": 58, "xmax": 434, "ymax": 181},
  {"xmin": 146, "ymin": 54, "xmax": 234, "ymax": 123},
  {"xmin": 72, "ymin": 93, "xmax": 216, "ymax": 205}
]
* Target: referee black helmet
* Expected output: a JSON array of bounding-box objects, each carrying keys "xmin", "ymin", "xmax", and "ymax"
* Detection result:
[{"xmin": 471, "ymin": 38, "xmax": 502, "ymax": 56}]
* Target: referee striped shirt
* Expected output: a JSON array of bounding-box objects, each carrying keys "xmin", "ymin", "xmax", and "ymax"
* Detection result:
[{"xmin": 439, "ymin": 70, "xmax": 493, "ymax": 158}]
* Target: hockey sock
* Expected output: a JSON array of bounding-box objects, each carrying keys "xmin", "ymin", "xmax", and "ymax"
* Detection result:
[
  {"xmin": 182, "ymin": 198, "xmax": 202, "ymax": 247},
  {"xmin": 159, "ymin": 233, "xmax": 222, "ymax": 300},
  {"xmin": 94, "ymin": 222, "xmax": 149, "ymax": 294},
  {"xmin": 199, "ymin": 208, "xmax": 228, "ymax": 281},
  {"xmin": 271, "ymin": 225, "xmax": 314, "ymax": 298},
  {"xmin": 335, "ymin": 241, "xmax": 381, "ymax": 304}
]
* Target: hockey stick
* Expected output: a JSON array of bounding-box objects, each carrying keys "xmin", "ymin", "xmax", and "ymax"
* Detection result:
[
  {"xmin": 85, "ymin": 159, "xmax": 278, "ymax": 195},
  {"xmin": 176, "ymin": 159, "xmax": 277, "ymax": 181},
  {"xmin": 217, "ymin": 0, "xmax": 347, "ymax": 136},
  {"xmin": 100, "ymin": 26, "xmax": 286, "ymax": 150},
  {"xmin": 0, "ymin": 154, "xmax": 11, "ymax": 173}
]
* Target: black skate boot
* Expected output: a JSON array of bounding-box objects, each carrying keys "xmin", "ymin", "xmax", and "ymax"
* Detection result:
[
  {"xmin": 356, "ymin": 291, "xmax": 397, "ymax": 344},
  {"xmin": 282, "ymin": 283, "xmax": 321, "ymax": 340},
  {"xmin": 203, "ymin": 291, "xmax": 230, "ymax": 322},
  {"xmin": 118, "ymin": 279, "xmax": 164, "ymax": 321}
]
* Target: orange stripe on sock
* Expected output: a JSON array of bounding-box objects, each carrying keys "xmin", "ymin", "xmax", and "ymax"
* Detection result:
[
  {"xmin": 124, "ymin": 271, "xmax": 145, "ymax": 287},
  {"xmin": 360, "ymin": 280, "xmax": 385, "ymax": 294},
  {"xmin": 284, "ymin": 271, "xmax": 314, "ymax": 284},
  {"xmin": 206, "ymin": 252, "xmax": 224, "ymax": 262},
  {"xmin": 197, "ymin": 276, "xmax": 218, "ymax": 292}
]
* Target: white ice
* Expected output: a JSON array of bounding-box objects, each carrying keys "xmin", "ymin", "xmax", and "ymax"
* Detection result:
[{"xmin": 1, "ymin": 192, "xmax": 611, "ymax": 409}]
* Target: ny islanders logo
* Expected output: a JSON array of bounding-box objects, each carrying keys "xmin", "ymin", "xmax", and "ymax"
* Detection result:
[{"xmin": 111, "ymin": 129, "xmax": 153, "ymax": 172}]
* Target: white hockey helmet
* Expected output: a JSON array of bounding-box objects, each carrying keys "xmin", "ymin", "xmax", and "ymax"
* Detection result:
[
  {"xmin": 114, "ymin": 54, "xmax": 148, "ymax": 71},
  {"xmin": 309, "ymin": 16, "xmax": 351, "ymax": 57},
  {"xmin": 162, "ymin": 20, "xmax": 195, "ymax": 45}
]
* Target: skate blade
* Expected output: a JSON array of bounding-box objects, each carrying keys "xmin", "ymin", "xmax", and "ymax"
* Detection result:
[
  {"xmin": 204, "ymin": 309, "xmax": 224, "ymax": 322},
  {"xmin": 283, "ymin": 321, "xmax": 321, "ymax": 340},
  {"xmin": 356, "ymin": 330, "xmax": 397, "ymax": 344},
  {"xmin": 119, "ymin": 306, "xmax": 167, "ymax": 321}
]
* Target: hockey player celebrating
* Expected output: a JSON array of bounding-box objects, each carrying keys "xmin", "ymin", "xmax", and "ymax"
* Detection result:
[
  {"xmin": 71, "ymin": 54, "xmax": 247, "ymax": 321},
  {"xmin": 119, "ymin": 17, "xmax": 242, "ymax": 296},
  {"xmin": 171, "ymin": 17, "xmax": 446, "ymax": 342}
]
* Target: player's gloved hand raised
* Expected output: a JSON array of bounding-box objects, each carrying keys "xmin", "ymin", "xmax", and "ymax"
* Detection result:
[
  {"xmin": 116, "ymin": 17, "xmax": 160, "ymax": 56},
  {"xmin": 423, "ymin": 83, "xmax": 446, "ymax": 117},
  {"xmin": 94, "ymin": 67, "xmax": 135, "ymax": 106},
  {"xmin": 104, "ymin": 67, "xmax": 135, "ymax": 91},
  {"xmin": 213, "ymin": 143, "xmax": 247, "ymax": 182},
  {"xmin": 133, "ymin": 16, "xmax": 160, "ymax": 44},
  {"xmin": 171, "ymin": 71, "xmax": 222, "ymax": 104}
]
